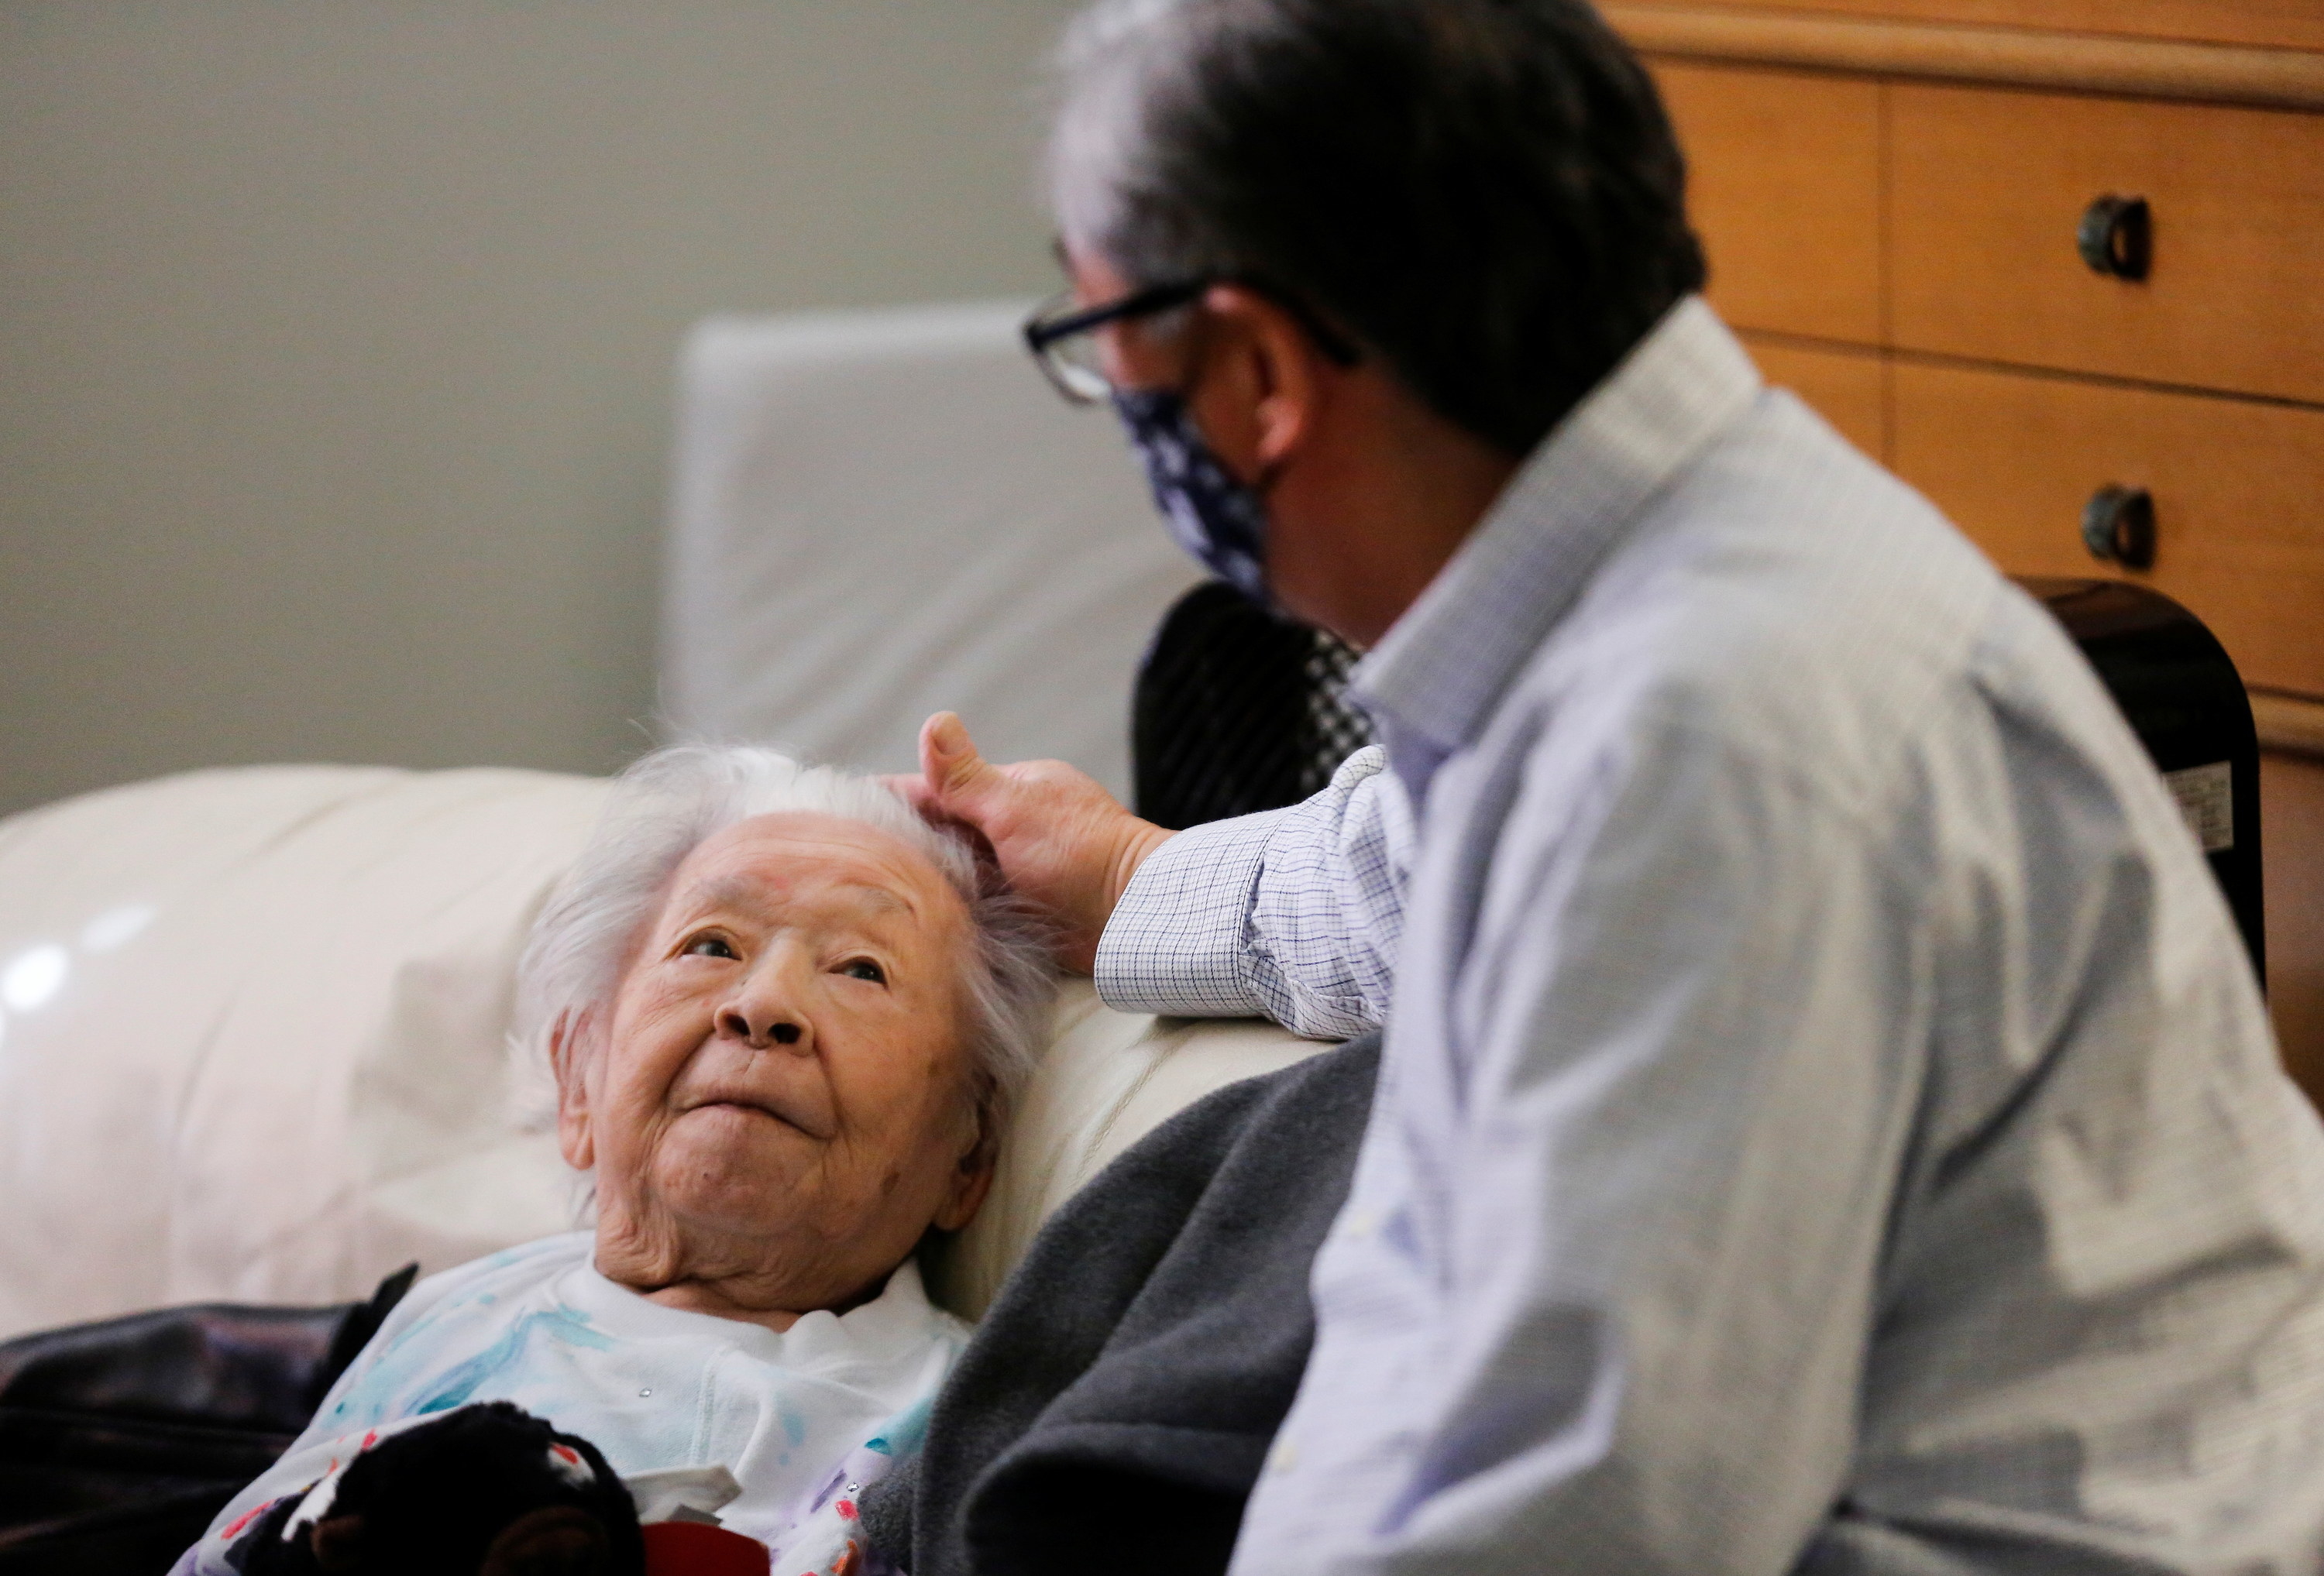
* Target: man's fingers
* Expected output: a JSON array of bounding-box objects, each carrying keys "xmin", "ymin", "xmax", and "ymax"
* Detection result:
[{"xmin": 920, "ymin": 712, "xmax": 993, "ymax": 802}]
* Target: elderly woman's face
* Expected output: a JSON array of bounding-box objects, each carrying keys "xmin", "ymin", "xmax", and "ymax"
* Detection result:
[{"xmin": 555, "ymin": 812, "xmax": 992, "ymax": 1318}]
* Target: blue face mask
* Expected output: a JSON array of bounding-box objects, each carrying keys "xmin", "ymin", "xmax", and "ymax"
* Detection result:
[{"xmin": 1112, "ymin": 386, "xmax": 1270, "ymax": 605}]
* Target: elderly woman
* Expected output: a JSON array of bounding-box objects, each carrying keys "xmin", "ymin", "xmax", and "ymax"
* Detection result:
[{"xmin": 180, "ymin": 745, "xmax": 1051, "ymax": 1571}]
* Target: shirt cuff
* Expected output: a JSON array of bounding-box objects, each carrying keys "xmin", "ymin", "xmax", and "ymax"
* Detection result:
[{"xmin": 1094, "ymin": 809, "xmax": 1279, "ymax": 1017}]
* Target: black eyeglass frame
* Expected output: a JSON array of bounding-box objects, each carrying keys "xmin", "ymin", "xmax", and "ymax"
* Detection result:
[{"xmin": 1022, "ymin": 276, "xmax": 1361, "ymax": 405}]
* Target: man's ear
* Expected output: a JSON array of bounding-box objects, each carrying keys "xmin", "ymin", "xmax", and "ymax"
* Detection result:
[
  {"xmin": 549, "ymin": 1009, "xmax": 597, "ymax": 1173},
  {"xmin": 1194, "ymin": 282, "xmax": 1336, "ymax": 479},
  {"xmin": 932, "ymin": 1102, "xmax": 1001, "ymax": 1234}
]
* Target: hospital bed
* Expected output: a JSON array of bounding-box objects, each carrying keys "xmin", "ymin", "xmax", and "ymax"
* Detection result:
[{"xmin": 0, "ymin": 302, "xmax": 1262, "ymax": 1568}]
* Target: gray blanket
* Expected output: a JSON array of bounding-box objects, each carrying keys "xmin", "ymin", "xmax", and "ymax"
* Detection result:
[{"xmin": 863, "ymin": 1032, "xmax": 1380, "ymax": 1576}]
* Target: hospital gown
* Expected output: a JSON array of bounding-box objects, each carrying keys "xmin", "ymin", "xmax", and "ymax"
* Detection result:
[{"xmin": 177, "ymin": 1231, "xmax": 970, "ymax": 1576}]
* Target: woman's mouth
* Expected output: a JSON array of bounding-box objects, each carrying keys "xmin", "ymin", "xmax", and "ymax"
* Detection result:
[{"xmin": 682, "ymin": 1091, "xmax": 828, "ymax": 1140}]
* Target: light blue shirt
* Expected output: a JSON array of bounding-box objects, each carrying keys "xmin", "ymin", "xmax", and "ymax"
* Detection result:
[{"xmin": 1097, "ymin": 299, "xmax": 2324, "ymax": 1573}]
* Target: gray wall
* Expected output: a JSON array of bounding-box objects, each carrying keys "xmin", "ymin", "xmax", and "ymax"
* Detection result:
[{"xmin": 0, "ymin": 1, "xmax": 1074, "ymax": 817}]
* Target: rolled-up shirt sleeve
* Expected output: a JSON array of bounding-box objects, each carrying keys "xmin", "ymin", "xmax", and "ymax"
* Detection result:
[{"xmin": 1095, "ymin": 745, "xmax": 1412, "ymax": 1040}]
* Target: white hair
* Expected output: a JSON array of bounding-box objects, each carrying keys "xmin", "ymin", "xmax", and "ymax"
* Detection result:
[
  {"xmin": 1047, "ymin": 0, "xmax": 1202, "ymax": 271},
  {"xmin": 513, "ymin": 744, "xmax": 1054, "ymax": 1140}
]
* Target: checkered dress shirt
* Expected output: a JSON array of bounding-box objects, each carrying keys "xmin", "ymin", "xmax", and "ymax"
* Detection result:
[{"xmin": 1095, "ymin": 299, "xmax": 2324, "ymax": 1574}]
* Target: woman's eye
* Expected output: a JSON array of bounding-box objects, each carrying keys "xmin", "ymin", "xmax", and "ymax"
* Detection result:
[
  {"xmin": 838, "ymin": 958, "xmax": 886, "ymax": 984},
  {"xmin": 682, "ymin": 935, "xmax": 737, "ymax": 960}
]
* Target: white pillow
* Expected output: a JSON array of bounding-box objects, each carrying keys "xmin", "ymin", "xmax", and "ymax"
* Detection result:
[
  {"xmin": 936, "ymin": 982, "xmax": 1329, "ymax": 1320},
  {"xmin": 0, "ymin": 766, "xmax": 1322, "ymax": 1339},
  {"xmin": 0, "ymin": 766, "xmax": 607, "ymax": 1339}
]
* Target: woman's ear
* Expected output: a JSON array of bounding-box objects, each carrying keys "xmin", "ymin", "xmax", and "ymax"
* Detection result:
[
  {"xmin": 931, "ymin": 1103, "xmax": 1000, "ymax": 1234},
  {"xmin": 549, "ymin": 1010, "xmax": 597, "ymax": 1173}
]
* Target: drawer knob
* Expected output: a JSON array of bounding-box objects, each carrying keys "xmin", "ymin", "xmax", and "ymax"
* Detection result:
[
  {"xmin": 2082, "ymin": 485, "xmax": 2156, "ymax": 569},
  {"xmin": 2077, "ymin": 194, "xmax": 2151, "ymax": 281}
]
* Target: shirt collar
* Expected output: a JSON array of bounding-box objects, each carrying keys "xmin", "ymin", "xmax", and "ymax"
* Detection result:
[{"xmin": 1349, "ymin": 297, "xmax": 1761, "ymax": 798}]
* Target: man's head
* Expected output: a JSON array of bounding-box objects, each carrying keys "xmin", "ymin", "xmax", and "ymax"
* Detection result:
[
  {"xmin": 514, "ymin": 747, "xmax": 1052, "ymax": 1319},
  {"xmin": 1042, "ymin": 0, "xmax": 1703, "ymax": 642}
]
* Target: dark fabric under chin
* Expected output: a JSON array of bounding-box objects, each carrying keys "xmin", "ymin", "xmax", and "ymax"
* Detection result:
[{"xmin": 861, "ymin": 1032, "xmax": 1380, "ymax": 1576}]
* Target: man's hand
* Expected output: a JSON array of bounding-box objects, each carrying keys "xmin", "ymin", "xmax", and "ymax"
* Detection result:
[{"xmin": 893, "ymin": 712, "xmax": 1174, "ymax": 975}]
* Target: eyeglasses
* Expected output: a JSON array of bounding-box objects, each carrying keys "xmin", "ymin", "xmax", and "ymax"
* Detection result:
[
  {"xmin": 1022, "ymin": 277, "xmax": 1360, "ymax": 406},
  {"xmin": 1022, "ymin": 280, "xmax": 1209, "ymax": 405}
]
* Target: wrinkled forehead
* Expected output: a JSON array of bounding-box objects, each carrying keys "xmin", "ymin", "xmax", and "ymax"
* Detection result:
[{"xmin": 661, "ymin": 810, "xmax": 969, "ymax": 939}]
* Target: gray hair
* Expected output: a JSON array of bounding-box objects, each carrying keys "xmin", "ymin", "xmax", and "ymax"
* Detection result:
[
  {"xmin": 513, "ymin": 744, "xmax": 1054, "ymax": 1136},
  {"xmin": 1044, "ymin": 0, "xmax": 1706, "ymax": 456}
]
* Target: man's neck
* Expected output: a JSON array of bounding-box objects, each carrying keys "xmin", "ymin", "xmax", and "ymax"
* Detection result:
[{"xmin": 1265, "ymin": 373, "xmax": 1522, "ymax": 649}]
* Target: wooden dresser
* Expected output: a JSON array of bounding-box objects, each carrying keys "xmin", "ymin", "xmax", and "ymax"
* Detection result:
[{"xmin": 1600, "ymin": 0, "xmax": 2324, "ymax": 1093}]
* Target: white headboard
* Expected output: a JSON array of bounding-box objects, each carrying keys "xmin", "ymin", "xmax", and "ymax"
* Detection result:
[{"xmin": 661, "ymin": 300, "xmax": 1199, "ymax": 798}]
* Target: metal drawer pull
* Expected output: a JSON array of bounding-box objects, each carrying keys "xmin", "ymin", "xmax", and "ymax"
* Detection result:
[
  {"xmin": 2077, "ymin": 194, "xmax": 2151, "ymax": 281},
  {"xmin": 2082, "ymin": 484, "xmax": 2156, "ymax": 569}
]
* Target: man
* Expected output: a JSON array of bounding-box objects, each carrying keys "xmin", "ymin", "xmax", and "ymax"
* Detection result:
[{"xmin": 909, "ymin": 0, "xmax": 2324, "ymax": 1570}]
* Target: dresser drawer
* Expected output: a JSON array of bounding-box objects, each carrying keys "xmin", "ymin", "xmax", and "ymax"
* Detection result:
[
  {"xmin": 1654, "ymin": 63, "xmax": 1882, "ymax": 345},
  {"xmin": 1892, "ymin": 360, "xmax": 2324, "ymax": 697},
  {"xmin": 1890, "ymin": 84, "xmax": 2324, "ymax": 404},
  {"xmin": 1663, "ymin": 0, "xmax": 2324, "ymax": 53},
  {"xmin": 2264, "ymin": 751, "xmax": 2324, "ymax": 1100},
  {"xmin": 1743, "ymin": 335, "xmax": 1889, "ymax": 459}
]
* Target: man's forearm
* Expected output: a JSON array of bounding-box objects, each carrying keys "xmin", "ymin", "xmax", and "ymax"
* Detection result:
[{"xmin": 1098, "ymin": 747, "xmax": 1407, "ymax": 1038}]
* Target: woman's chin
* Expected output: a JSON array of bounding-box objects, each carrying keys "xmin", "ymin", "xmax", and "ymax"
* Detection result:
[{"xmin": 648, "ymin": 1114, "xmax": 813, "ymax": 1221}]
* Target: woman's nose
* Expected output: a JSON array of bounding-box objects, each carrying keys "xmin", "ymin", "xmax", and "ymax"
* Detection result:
[
  {"xmin": 718, "ymin": 998, "xmax": 807, "ymax": 1050},
  {"xmin": 717, "ymin": 956, "xmax": 812, "ymax": 1051}
]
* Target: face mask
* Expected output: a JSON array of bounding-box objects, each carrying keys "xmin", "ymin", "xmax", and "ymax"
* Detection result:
[{"xmin": 1112, "ymin": 386, "xmax": 1270, "ymax": 604}]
